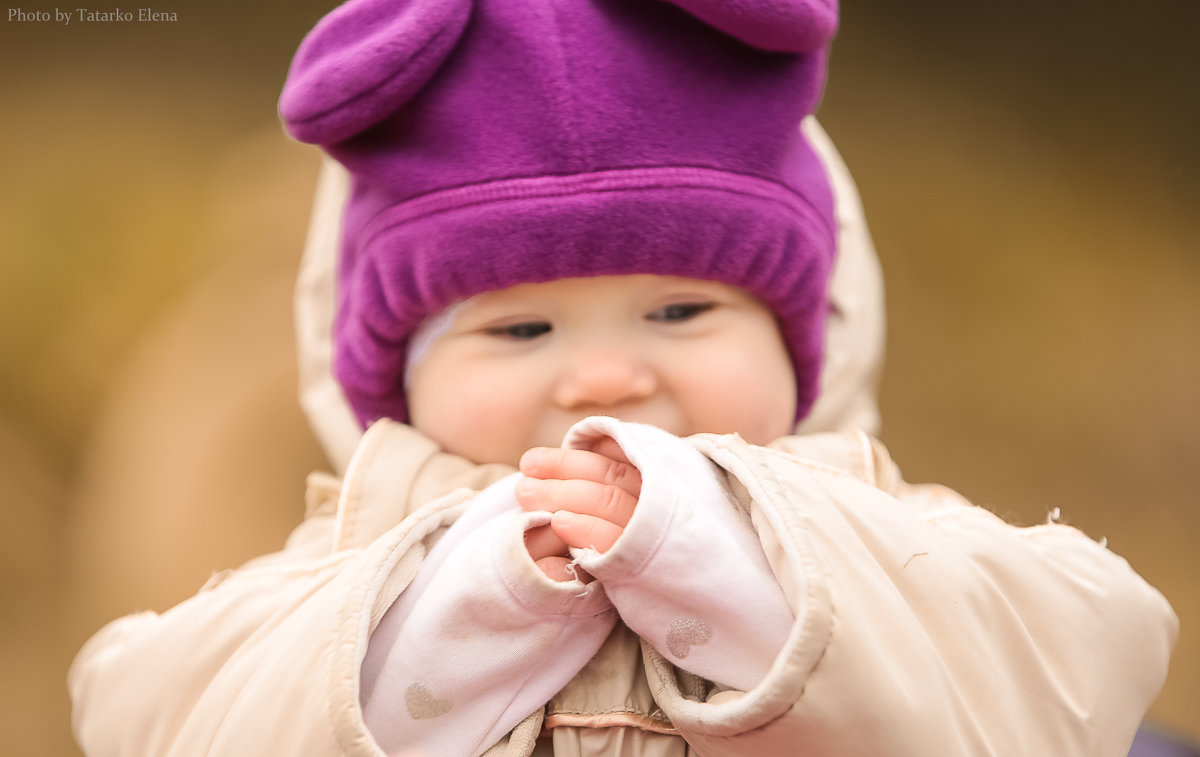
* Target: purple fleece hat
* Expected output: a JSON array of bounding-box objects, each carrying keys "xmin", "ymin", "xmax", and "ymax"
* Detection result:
[{"xmin": 280, "ymin": 0, "xmax": 839, "ymax": 427}]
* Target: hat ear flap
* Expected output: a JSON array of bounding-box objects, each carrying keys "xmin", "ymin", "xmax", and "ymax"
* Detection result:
[
  {"xmin": 280, "ymin": 0, "xmax": 474, "ymax": 144},
  {"xmin": 659, "ymin": 0, "xmax": 837, "ymax": 53}
]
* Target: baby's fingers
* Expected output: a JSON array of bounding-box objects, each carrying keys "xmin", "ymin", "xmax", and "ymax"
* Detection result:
[
  {"xmin": 516, "ymin": 477, "xmax": 637, "ymax": 528},
  {"xmin": 520, "ymin": 446, "xmax": 641, "ymax": 498},
  {"xmin": 524, "ymin": 524, "xmax": 569, "ymax": 562},
  {"xmin": 533, "ymin": 555, "xmax": 575, "ymax": 583},
  {"xmin": 551, "ymin": 510, "xmax": 624, "ymax": 554}
]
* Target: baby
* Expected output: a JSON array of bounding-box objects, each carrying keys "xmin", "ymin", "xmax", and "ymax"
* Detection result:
[{"xmin": 68, "ymin": 0, "xmax": 1176, "ymax": 755}]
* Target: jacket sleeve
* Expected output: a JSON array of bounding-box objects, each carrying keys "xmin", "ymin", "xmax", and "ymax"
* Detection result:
[
  {"xmin": 639, "ymin": 430, "xmax": 1177, "ymax": 757},
  {"xmin": 67, "ymin": 420, "xmax": 527, "ymax": 757},
  {"xmin": 68, "ymin": 493, "xmax": 468, "ymax": 757}
]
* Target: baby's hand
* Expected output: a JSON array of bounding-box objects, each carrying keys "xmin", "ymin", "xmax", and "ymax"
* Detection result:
[{"xmin": 516, "ymin": 438, "xmax": 642, "ymax": 557}]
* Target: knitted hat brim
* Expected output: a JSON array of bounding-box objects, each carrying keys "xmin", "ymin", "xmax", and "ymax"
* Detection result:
[{"xmin": 336, "ymin": 166, "xmax": 835, "ymax": 426}]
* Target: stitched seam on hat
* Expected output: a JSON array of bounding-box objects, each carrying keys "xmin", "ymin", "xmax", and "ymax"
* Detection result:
[
  {"xmin": 357, "ymin": 166, "xmax": 831, "ymax": 247},
  {"xmin": 546, "ymin": 0, "xmax": 592, "ymax": 170}
]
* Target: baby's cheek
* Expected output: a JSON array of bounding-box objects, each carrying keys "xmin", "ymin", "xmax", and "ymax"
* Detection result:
[
  {"xmin": 411, "ymin": 374, "xmax": 518, "ymax": 464},
  {"xmin": 685, "ymin": 354, "xmax": 794, "ymax": 442},
  {"xmin": 477, "ymin": 383, "xmax": 561, "ymax": 465}
]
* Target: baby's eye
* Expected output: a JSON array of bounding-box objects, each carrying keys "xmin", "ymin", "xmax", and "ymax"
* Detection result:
[
  {"xmin": 646, "ymin": 302, "xmax": 715, "ymax": 322},
  {"xmin": 484, "ymin": 321, "xmax": 552, "ymax": 340}
]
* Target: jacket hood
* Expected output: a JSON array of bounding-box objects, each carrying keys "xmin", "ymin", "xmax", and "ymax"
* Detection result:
[{"xmin": 294, "ymin": 118, "xmax": 885, "ymax": 475}]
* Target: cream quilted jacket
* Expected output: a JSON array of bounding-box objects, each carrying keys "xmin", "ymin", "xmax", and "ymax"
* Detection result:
[{"xmin": 68, "ymin": 121, "xmax": 1176, "ymax": 756}]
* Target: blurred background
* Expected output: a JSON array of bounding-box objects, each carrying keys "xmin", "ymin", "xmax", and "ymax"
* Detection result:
[{"xmin": 1, "ymin": 0, "xmax": 1196, "ymax": 753}]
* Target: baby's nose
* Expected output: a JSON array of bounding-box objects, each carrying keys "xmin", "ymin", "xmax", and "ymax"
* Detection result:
[{"xmin": 553, "ymin": 351, "xmax": 657, "ymax": 409}]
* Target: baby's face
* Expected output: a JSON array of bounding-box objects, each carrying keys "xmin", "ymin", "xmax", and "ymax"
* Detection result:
[{"xmin": 407, "ymin": 275, "xmax": 797, "ymax": 466}]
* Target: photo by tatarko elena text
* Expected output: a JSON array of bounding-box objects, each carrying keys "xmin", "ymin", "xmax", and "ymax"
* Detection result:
[{"xmin": 6, "ymin": 8, "xmax": 179, "ymax": 23}]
